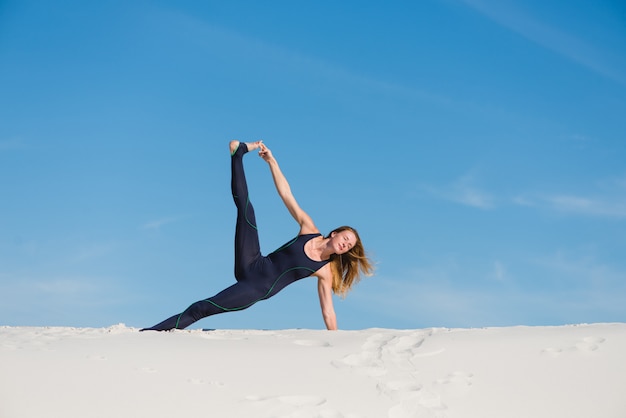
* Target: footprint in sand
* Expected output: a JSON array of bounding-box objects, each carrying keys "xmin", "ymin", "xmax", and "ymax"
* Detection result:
[
  {"xmin": 542, "ymin": 336, "xmax": 606, "ymax": 357},
  {"xmin": 388, "ymin": 391, "xmax": 447, "ymax": 418},
  {"xmin": 383, "ymin": 333, "xmax": 433, "ymax": 367},
  {"xmin": 416, "ymin": 390, "xmax": 446, "ymax": 410},
  {"xmin": 361, "ymin": 333, "xmax": 395, "ymax": 352},
  {"xmin": 335, "ymin": 350, "xmax": 387, "ymax": 377},
  {"xmin": 377, "ymin": 379, "xmax": 423, "ymax": 400},
  {"xmin": 339, "ymin": 331, "xmax": 435, "ymax": 374},
  {"xmin": 187, "ymin": 378, "xmax": 225, "ymax": 387},
  {"xmin": 541, "ymin": 347, "xmax": 565, "ymax": 357},
  {"xmin": 335, "ymin": 330, "xmax": 448, "ymax": 417},
  {"xmin": 244, "ymin": 394, "xmax": 352, "ymax": 418},
  {"xmin": 293, "ymin": 339, "xmax": 331, "ymax": 347},
  {"xmin": 246, "ymin": 394, "xmax": 326, "ymax": 407},
  {"xmin": 411, "ymin": 347, "xmax": 446, "ymax": 359},
  {"xmin": 332, "ymin": 333, "xmax": 394, "ymax": 377},
  {"xmin": 575, "ymin": 336, "xmax": 605, "ymax": 352},
  {"xmin": 386, "ymin": 335, "xmax": 425, "ymax": 354},
  {"xmin": 188, "ymin": 378, "xmax": 206, "ymax": 385},
  {"xmin": 436, "ymin": 371, "xmax": 473, "ymax": 386},
  {"xmin": 387, "ymin": 371, "xmax": 471, "ymax": 416},
  {"xmin": 434, "ymin": 371, "xmax": 474, "ymax": 397}
]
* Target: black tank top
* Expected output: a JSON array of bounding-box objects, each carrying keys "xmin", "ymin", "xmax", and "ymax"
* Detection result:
[
  {"xmin": 256, "ymin": 233, "xmax": 329, "ymax": 298},
  {"xmin": 268, "ymin": 233, "xmax": 329, "ymax": 274}
]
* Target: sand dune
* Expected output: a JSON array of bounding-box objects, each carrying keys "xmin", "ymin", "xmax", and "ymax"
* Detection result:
[{"xmin": 1, "ymin": 323, "xmax": 625, "ymax": 418}]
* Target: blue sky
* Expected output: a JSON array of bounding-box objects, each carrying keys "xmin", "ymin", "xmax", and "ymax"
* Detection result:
[{"xmin": 1, "ymin": 0, "xmax": 625, "ymax": 330}]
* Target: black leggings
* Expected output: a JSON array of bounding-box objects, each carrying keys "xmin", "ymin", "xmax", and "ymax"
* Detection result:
[{"xmin": 142, "ymin": 143, "xmax": 271, "ymax": 331}]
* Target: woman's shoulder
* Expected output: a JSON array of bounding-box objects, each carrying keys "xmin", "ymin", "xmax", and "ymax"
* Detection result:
[
  {"xmin": 298, "ymin": 224, "xmax": 321, "ymax": 236},
  {"xmin": 314, "ymin": 262, "xmax": 333, "ymax": 281}
]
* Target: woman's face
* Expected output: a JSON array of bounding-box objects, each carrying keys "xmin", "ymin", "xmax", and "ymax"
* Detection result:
[{"xmin": 331, "ymin": 230, "xmax": 357, "ymax": 254}]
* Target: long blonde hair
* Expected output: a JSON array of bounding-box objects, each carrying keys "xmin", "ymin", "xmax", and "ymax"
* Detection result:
[{"xmin": 326, "ymin": 226, "xmax": 374, "ymax": 297}]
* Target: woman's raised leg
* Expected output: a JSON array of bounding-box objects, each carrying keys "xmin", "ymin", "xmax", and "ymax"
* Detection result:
[{"xmin": 230, "ymin": 140, "xmax": 263, "ymax": 280}]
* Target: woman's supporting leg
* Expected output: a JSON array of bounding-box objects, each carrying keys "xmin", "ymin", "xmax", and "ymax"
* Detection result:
[{"xmin": 140, "ymin": 281, "xmax": 265, "ymax": 331}]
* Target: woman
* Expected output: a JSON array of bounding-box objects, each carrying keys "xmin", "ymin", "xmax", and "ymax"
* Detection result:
[{"xmin": 141, "ymin": 140, "xmax": 373, "ymax": 331}]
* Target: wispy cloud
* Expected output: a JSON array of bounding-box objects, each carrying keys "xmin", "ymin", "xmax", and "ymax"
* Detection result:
[
  {"xmin": 514, "ymin": 193, "xmax": 626, "ymax": 218},
  {"xmin": 491, "ymin": 260, "xmax": 512, "ymax": 283},
  {"xmin": 536, "ymin": 251, "xmax": 622, "ymax": 283},
  {"xmin": 69, "ymin": 242, "xmax": 116, "ymax": 263},
  {"xmin": 423, "ymin": 171, "xmax": 626, "ymax": 218},
  {"xmin": 356, "ymin": 253, "xmax": 626, "ymax": 327},
  {"xmin": 547, "ymin": 195, "xmax": 626, "ymax": 218},
  {"xmin": 159, "ymin": 8, "xmax": 469, "ymax": 111},
  {"xmin": 0, "ymin": 274, "xmax": 126, "ymax": 326},
  {"xmin": 356, "ymin": 272, "xmax": 527, "ymax": 327},
  {"xmin": 420, "ymin": 173, "xmax": 496, "ymax": 209},
  {"xmin": 32, "ymin": 278, "xmax": 101, "ymax": 295},
  {"xmin": 459, "ymin": 0, "xmax": 626, "ymax": 86},
  {"xmin": 0, "ymin": 276, "xmax": 110, "ymax": 306},
  {"xmin": 141, "ymin": 216, "xmax": 183, "ymax": 231},
  {"xmin": 352, "ymin": 257, "xmax": 519, "ymax": 327}
]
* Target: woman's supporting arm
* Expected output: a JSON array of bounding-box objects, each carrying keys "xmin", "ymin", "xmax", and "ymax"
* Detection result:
[{"xmin": 317, "ymin": 272, "xmax": 338, "ymax": 330}]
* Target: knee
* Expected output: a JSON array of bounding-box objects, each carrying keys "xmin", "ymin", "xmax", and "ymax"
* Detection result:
[{"xmin": 187, "ymin": 300, "xmax": 214, "ymax": 321}]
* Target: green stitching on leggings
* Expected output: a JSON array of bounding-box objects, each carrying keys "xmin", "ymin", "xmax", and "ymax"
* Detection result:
[
  {"xmin": 173, "ymin": 266, "xmax": 316, "ymax": 329},
  {"xmin": 204, "ymin": 266, "xmax": 316, "ymax": 312},
  {"xmin": 173, "ymin": 236, "xmax": 315, "ymax": 328},
  {"xmin": 232, "ymin": 194, "xmax": 258, "ymax": 230},
  {"xmin": 245, "ymin": 197, "xmax": 257, "ymax": 230}
]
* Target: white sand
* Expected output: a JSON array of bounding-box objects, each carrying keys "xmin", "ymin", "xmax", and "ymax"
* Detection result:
[{"xmin": 1, "ymin": 323, "xmax": 625, "ymax": 418}]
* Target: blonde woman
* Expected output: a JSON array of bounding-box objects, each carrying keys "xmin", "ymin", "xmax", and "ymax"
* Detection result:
[{"xmin": 142, "ymin": 140, "xmax": 373, "ymax": 331}]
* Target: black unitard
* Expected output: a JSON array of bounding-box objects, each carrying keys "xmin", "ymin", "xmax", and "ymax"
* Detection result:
[{"xmin": 142, "ymin": 143, "xmax": 329, "ymax": 331}]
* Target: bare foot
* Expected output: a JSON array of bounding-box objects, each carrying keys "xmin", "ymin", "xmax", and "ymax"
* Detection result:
[{"xmin": 229, "ymin": 140, "xmax": 263, "ymax": 155}]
